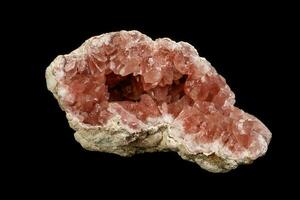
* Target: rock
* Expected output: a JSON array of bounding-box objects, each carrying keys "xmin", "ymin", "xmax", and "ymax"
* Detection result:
[{"xmin": 46, "ymin": 30, "xmax": 271, "ymax": 173}]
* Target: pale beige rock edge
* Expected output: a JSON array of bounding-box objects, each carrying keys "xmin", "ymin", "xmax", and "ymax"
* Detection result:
[{"xmin": 46, "ymin": 30, "xmax": 271, "ymax": 173}]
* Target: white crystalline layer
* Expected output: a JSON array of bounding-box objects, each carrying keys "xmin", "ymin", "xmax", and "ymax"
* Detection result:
[{"xmin": 45, "ymin": 30, "xmax": 271, "ymax": 173}]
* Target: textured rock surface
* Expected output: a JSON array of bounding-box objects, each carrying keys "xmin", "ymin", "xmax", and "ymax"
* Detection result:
[{"xmin": 46, "ymin": 30, "xmax": 271, "ymax": 172}]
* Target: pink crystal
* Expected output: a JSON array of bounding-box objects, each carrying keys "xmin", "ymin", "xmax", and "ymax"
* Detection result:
[{"xmin": 46, "ymin": 30, "xmax": 271, "ymax": 172}]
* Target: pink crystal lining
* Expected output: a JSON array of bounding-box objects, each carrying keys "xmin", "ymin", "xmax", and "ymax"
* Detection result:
[{"xmin": 54, "ymin": 31, "xmax": 271, "ymax": 159}]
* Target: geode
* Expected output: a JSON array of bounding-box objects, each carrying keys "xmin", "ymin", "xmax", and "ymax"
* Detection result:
[{"xmin": 46, "ymin": 30, "xmax": 271, "ymax": 172}]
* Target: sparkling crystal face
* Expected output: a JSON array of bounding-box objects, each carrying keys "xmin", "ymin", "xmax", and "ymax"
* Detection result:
[{"xmin": 60, "ymin": 32, "xmax": 234, "ymax": 126}]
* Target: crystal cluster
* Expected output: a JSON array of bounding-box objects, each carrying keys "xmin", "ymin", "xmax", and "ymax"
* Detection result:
[{"xmin": 46, "ymin": 30, "xmax": 271, "ymax": 172}]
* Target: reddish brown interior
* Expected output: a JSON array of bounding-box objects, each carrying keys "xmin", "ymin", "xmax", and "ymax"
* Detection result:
[{"xmin": 58, "ymin": 32, "xmax": 265, "ymax": 150}]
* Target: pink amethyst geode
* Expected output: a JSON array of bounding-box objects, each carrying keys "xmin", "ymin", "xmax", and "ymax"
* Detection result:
[{"xmin": 46, "ymin": 30, "xmax": 271, "ymax": 172}]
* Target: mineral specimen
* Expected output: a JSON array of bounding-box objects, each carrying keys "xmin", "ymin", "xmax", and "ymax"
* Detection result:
[{"xmin": 46, "ymin": 30, "xmax": 271, "ymax": 172}]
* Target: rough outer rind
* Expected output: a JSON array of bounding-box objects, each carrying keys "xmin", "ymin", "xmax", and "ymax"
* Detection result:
[
  {"xmin": 72, "ymin": 114, "xmax": 239, "ymax": 172},
  {"xmin": 46, "ymin": 30, "xmax": 269, "ymax": 173}
]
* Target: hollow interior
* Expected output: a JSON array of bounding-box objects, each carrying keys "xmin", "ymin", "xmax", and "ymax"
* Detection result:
[{"xmin": 106, "ymin": 73, "xmax": 187, "ymax": 103}]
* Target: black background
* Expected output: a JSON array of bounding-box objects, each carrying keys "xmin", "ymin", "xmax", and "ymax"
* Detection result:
[{"xmin": 4, "ymin": 1, "xmax": 296, "ymax": 197}]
